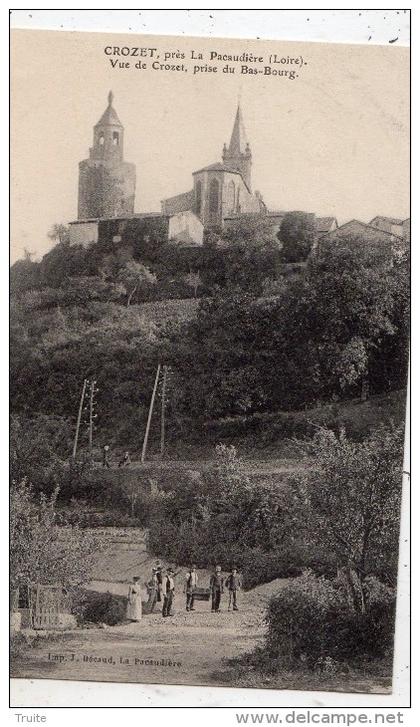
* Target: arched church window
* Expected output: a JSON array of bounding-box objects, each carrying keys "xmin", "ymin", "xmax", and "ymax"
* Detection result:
[
  {"xmin": 227, "ymin": 180, "xmax": 235, "ymax": 212},
  {"xmin": 196, "ymin": 180, "xmax": 202, "ymax": 215},
  {"xmin": 209, "ymin": 179, "xmax": 220, "ymax": 215},
  {"xmin": 236, "ymin": 187, "xmax": 241, "ymax": 213},
  {"xmin": 99, "ymin": 133, "xmax": 105, "ymax": 145},
  {"xmin": 113, "ymin": 132, "xmax": 119, "ymax": 146}
]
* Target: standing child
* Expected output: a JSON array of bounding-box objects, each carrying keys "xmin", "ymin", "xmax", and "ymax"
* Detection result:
[
  {"xmin": 209, "ymin": 565, "xmax": 224, "ymax": 613},
  {"xmin": 225, "ymin": 567, "xmax": 241, "ymax": 611}
]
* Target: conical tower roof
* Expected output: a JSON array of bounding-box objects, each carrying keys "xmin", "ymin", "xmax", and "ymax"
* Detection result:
[
  {"xmin": 95, "ymin": 91, "xmax": 123, "ymax": 128},
  {"xmin": 228, "ymin": 103, "xmax": 249, "ymax": 155}
]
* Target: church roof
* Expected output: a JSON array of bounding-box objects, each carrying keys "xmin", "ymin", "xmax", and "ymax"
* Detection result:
[
  {"xmin": 193, "ymin": 162, "xmax": 242, "ymax": 175},
  {"xmin": 95, "ymin": 91, "xmax": 123, "ymax": 128},
  {"xmin": 228, "ymin": 104, "xmax": 248, "ymax": 154}
]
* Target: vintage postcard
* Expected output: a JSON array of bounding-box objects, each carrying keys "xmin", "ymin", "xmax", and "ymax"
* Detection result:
[{"xmin": 10, "ymin": 27, "xmax": 409, "ymax": 695}]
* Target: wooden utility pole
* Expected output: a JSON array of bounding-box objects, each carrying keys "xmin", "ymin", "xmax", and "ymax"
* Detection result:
[
  {"xmin": 88, "ymin": 379, "xmax": 96, "ymax": 457},
  {"xmin": 160, "ymin": 365, "xmax": 168, "ymax": 459},
  {"xmin": 72, "ymin": 378, "xmax": 87, "ymax": 459},
  {"xmin": 141, "ymin": 364, "xmax": 161, "ymax": 464}
]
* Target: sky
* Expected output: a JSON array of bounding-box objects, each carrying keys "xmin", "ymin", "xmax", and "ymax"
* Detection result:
[{"xmin": 11, "ymin": 29, "xmax": 409, "ymax": 262}]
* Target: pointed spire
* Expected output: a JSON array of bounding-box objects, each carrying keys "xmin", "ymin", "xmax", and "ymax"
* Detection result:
[
  {"xmin": 228, "ymin": 103, "xmax": 249, "ymax": 156},
  {"xmin": 95, "ymin": 90, "xmax": 123, "ymax": 128},
  {"xmin": 222, "ymin": 102, "xmax": 252, "ymax": 189}
]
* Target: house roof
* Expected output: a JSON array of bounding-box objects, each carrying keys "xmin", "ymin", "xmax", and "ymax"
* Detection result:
[
  {"xmin": 320, "ymin": 219, "xmax": 403, "ymax": 240},
  {"xmin": 316, "ymin": 216, "xmax": 337, "ymax": 232},
  {"xmin": 369, "ymin": 215, "xmax": 403, "ymax": 226}
]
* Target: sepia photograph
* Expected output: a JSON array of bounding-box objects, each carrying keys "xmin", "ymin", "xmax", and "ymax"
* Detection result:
[{"xmin": 10, "ymin": 20, "xmax": 409, "ymax": 699}]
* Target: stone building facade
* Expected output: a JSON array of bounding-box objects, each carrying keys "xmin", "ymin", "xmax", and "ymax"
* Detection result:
[
  {"xmin": 161, "ymin": 103, "xmax": 265, "ymax": 234},
  {"xmin": 77, "ymin": 91, "xmax": 136, "ymax": 220}
]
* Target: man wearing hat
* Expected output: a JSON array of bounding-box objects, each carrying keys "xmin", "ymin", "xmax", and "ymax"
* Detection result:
[
  {"xmin": 209, "ymin": 565, "xmax": 224, "ymax": 613},
  {"xmin": 162, "ymin": 567, "xmax": 175, "ymax": 617},
  {"xmin": 183, "ymin": 564, "xmax": 198, "ymax": 612}
]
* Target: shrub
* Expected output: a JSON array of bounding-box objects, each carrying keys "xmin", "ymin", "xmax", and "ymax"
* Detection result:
[
  {"xmin": 266, "ymin": 572, "xmax": 396, "ymax": 668},
  {"xmin": 73, "ymin": 589, "xmax": 127, "ymax": 626},
  {"xmin": 237, "ymin": 546, "xmax": 336, "ymax": 590}
]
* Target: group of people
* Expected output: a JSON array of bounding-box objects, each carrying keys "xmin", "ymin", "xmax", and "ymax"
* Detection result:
[
  {"xmin": 125, "ymin": 562, "xmax": 242, "ymax": 622},
  {"xmin": 102, "ymin": 444, "xmax": 131, "ymax": 469}
]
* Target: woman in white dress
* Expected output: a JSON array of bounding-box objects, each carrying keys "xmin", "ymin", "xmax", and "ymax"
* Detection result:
[{"xmin": 126, "ymin": 576, "xmax": 142, "ymax": 622}]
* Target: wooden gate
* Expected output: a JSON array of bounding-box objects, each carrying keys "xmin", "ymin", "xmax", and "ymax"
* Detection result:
[{"xmin": 29, "ymin": 584, "xmax": 69, "ymax": 630}]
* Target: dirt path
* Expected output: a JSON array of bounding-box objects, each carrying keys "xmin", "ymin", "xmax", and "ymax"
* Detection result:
[
  {"xmin": 11, "ymin": 586, "xmax": 269, "ymax": 686},
  {"xmin": 11, "ymin": 529, "xmax": 392, "ymax": 693}
]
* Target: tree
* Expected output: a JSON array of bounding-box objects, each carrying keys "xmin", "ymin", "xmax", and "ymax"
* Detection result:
[
  {"xmin": 10, "ymin": 414, "xmax": 73, "ymax": 495},
  {"xmin": 61, "ymin": 276, "xmax": 125, "ymax": 306},
  {"xmin": 165, "ymin": 291, "xmax": 270, "ymax": 418},
  {"xmin": 303, "ymin": 234, "xmax": 399, "ymax": 398},
  {"xmin": 183, "ymin": 271, "xmax": 202, "ymax": 298},
  {"xmin": 222, "ymin": 213, "xmax": 279, "ymax": 249},
  {"xmin": 39, "ymin": 240, "xmax": 93, "ymax": 288},
  {"xmin": 117, "ymin": 260, "xmax": 157, "ymax": 306},
  {"xmin": 10, "ymin": 257, "xmax": 40, "ymax": 295},
  {"xmin": 279, "ymin": 211, "xmax": 316, "ymax": 262},
  {"xmin": 10, "ymin": 480, "xmax": 101, "ymax": 592},
  {"xmin": 48, "ymin": 224, "xmax": 70, "ymax": 246},
  {"xmin": 294, "ymin": 424, "xmax": 404, "ymax": 608}
]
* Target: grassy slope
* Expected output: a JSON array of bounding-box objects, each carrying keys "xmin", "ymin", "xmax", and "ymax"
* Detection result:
[{"xmin": 136, "ymin": 297, "xmax": 199, "ymax": 327}]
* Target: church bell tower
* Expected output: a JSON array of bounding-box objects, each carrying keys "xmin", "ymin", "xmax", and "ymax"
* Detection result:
[
  {"xmin": 222, "ymin": 103, "xmax": 252, "ymax": 190},
  {"xmin": 77, "ymin": 91, "xmax": 136, "ymax": 220}
]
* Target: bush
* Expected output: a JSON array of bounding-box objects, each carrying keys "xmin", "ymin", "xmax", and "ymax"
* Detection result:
[
  {"xmin": 266, "ymin": 572, "xmax": 396, "ymax": 668},
  {"xmin": 237, "ymin": 546, "xmax": 336, "ymax": 590},
  {"xmin": 73, "ymin": 589, "xmax": 127, "ymax": 626},
  {"xmin": 10, "ymin": 414, "xmax": 72, "ymax": 496}
]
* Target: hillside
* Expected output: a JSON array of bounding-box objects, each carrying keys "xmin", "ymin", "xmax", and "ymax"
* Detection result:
[
  {"xmin": 137, "ymin": 297, "xmax": 199, "ymax": 327},
  {"xmin": 138, "ymin": 388, "xmax": 407, "ymax": 461}
]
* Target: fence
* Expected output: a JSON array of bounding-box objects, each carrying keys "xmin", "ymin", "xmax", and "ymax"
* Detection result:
[{"xmin": 28, "ymin": 584, "xmax": 70, "ymax": 630}]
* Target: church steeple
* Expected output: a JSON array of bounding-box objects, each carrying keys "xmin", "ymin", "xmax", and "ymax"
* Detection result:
[{"xmin": 222, "ymin": 103, "xmax": 252, "ymax": 189}]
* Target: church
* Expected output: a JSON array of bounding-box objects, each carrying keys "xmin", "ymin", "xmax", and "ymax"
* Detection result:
[
  {"xmin": 69, "ymin": 91, "xmax": 272, "ymax": 249},
  {"xmin": 160, "ymin": 103, "xmax": 266, "ymax": 243},
  {"xmin": 69, "ymin": 92, "xmax": 407, "ymax": 255}
]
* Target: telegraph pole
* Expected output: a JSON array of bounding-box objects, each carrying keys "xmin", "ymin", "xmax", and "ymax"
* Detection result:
[
  {"xmin": 141, "ymin": 364, "xmax": 161, "ymax": 464},
  {"xmin": 88, "ymin": 379, "xmax": 96, "ymax": 457},
  {"xmin": 160, "ymin": 365, "xmax": 168, "ymax": 459},
  {"xmin": 72, "ymin": 378, "xmax": 87, "ymax": 460}
]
